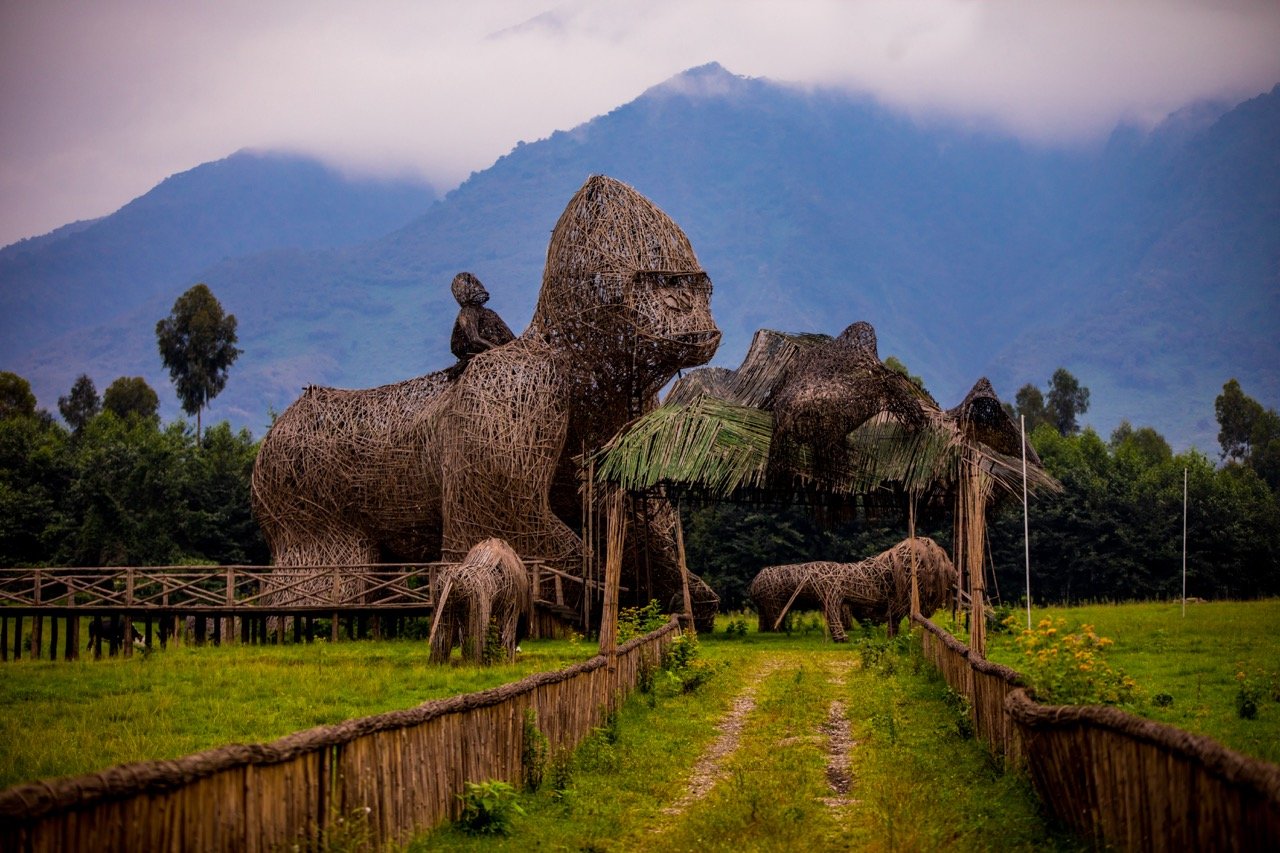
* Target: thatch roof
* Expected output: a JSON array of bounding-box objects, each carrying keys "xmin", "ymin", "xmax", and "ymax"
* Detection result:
[{"xmin": 595, "ymin": 325, "xmax": 1058, "ymax": 504}]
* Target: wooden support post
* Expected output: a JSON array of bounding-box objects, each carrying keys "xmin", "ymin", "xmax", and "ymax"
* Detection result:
[
  {"xmin": 529, "ymin": 563, "xmax": 542, "ymax": 641},
  {"xmin": 295, "ymin": 615, "xmax": 304, "ymax": 643},
  {"xmin": 598, "ymin": 488, "xmax": 625, "ymax": 666},
  {"xmin": 66, "ymin": 614, "xmax": 78, "ymax": 661},
  {"xmin": 31, "ymin": 569, "xmax": 43, "ymax": 658},
  {"xmin": 909, "ymin": 496, "xmax": 920, "ymax": 619},
  {"xmin": 144, "ymin": 618, "xmax": 153, "ymax": 652},
  {"xmin": 49, "ymin": 616, "xmax": 58, "ymax": 661},
  {"xmin": 225, "ymin": 567, "xmax": 235, "ymax": 645},
  {"xmin": 213, "ymin": 615, "xmax": 222, "ymax": 646},
  {"xmin": 1, "ymin": 617, "xmax": 7, "ymax": 662},
  {"xmin": 674, "ymin": 507, "xmax": 695, "ymax": 631},
  {"xmin": 12, "ymin": 615, "xmax": 20, "ymax": 660}
]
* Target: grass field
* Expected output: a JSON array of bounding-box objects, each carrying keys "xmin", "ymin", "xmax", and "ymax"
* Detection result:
[
  {"xmin": 0, "ymin": 634, "xmax": 592, "ymax": 789},
  {"xmin": 2, "ymin": 601, "xmax": 1274, "ymax": 849},
  {"xmin": 976, "ymin": 599, "xmax": 1280, "ymax": 764}
]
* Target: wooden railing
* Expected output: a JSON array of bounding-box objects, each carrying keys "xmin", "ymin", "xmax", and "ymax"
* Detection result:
[{"xmin": 0, "ymin": 561, "xmax": 622, "ymax": 662}]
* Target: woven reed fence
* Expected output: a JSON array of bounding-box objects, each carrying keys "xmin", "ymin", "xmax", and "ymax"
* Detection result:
[
  {"xmin": 0, "ymin": 618, "xmax": 680, "ymax": 851},
  {"xmin": 914, "ymin": 615, "xmax": 1280, "ymax": 850}
]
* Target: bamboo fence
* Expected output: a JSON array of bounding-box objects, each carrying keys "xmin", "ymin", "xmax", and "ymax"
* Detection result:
[
  {"xmin": 0, "ymin": 618, "xmax": 680, "ymax": 851},
  {"xmin": 915, "ymin": 615, "xmax": 1280, "ymax": 850}
]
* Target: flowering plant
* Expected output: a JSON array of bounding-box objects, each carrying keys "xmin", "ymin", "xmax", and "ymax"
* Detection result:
[{"xmin": 1007, "ymin": 616, "xmax": 1139, "ymax": 706}]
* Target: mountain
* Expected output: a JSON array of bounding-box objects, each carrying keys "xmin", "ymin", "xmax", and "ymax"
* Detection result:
[
  {"xmin": 3, "ymin": 65, "xmax": 1276, "ymax": 450},
  {"xmin": 0, "ymin": 150, "xmax": 435, "ymax": 392}
]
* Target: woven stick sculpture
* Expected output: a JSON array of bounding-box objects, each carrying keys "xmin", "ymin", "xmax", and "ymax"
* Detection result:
[
  {"xmin": 252, "ymin": 175, "xmax": 721, "ymax": 626},
  {"xmin": 428, "ymin": 538, "xmax": 529, "ymax": 663},
  {"xmin": 749, "ymin": 537, "xmax": 956, "ymax": 641},
  {"xmin": 769, "ymin": 321, "xmax": 933, "ymax": 487}
]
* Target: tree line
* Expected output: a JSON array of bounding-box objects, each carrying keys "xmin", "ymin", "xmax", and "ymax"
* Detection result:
[{"xmin": 0, "ymin": 283, "xmax": 257, "ymax": 567}]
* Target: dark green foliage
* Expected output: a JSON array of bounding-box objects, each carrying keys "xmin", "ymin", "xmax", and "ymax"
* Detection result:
[
  {"xmin": 1007, "ymin": 384, "xmax": 1051, "ymax": 432},
  {"xmin": 521, "ymin": 709, "xmax": 549, "ymax": 792},
  {"xmin": 102, "ymin": 376, "xmax": 160, "ymax": 422},
  {"xmin": 1215, "ymin": 379, "xmax": 1280, "ymax": 493},
  {"xmin": 1046, "ymin": 368, "xmax": 1090, "ymax": 436},
  {"xmin": 0, "ymin": 405, "xmax": 266, "ymax": 567},
  {"xmin": 57, "ymin": 374, "xmax": 99, "ymax": 432},
  {"xmin": 0, "ymin": 372, "xmax": 38, "ymax": 421},
  {"xmin": 987, "ymin": 423, "xmax": 1280, "ymax": 603},
  {"xmin": 456, "ymin": 781, "xmax": 524, "ymax": 836},
  {"xmin": 156, "ymin": 283, "xmax": 241, "ymax": 435}
]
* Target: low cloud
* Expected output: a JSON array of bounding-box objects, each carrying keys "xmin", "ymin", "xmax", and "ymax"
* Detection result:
[{"xmin": 2, "ymin": 0, "xmax": 1277, "ymax": 245}]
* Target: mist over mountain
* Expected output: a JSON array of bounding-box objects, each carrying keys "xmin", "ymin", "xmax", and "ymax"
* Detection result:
[{"xmin": 3, "ymin": 64, "xmax": 1276, "ymax": 450}]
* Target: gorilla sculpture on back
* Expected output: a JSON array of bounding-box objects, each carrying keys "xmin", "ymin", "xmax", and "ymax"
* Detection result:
[{"xmin": 251, "ymin": 176, "xmax": 722, "ymax": 627}]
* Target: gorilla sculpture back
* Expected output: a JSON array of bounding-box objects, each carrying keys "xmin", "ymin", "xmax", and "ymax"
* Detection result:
[{"xmin": 251, "ymin": 176, "xmax": 722, "ymax": 624}]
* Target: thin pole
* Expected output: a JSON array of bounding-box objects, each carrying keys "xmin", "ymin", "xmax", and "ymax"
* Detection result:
[
  {"xmin": 1022, "ymin": 415, "xmax": 1031, "ymax": 630},
  {"xmin": 1182, "ymin": 466, "xmax": 1188, "ymax": 617}
]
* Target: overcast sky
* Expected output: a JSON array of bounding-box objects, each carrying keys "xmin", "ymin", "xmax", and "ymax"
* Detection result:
[{"xmin": 2, "ymin": 0, "xmax": 1278, "ymax": 247}]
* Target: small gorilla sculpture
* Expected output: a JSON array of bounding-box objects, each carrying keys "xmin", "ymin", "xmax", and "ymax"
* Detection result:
[
  {"xmin": 749, "ymin": 537, "xmax": 956, "ymax": 640},
  {"xmin": 428, "ymin": 538, "xmax": 529, "ymax": 663}
]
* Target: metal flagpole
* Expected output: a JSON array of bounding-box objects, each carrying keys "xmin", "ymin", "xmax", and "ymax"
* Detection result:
[
  {"xmin": 1022, "ymin": 415, "xmax": 1031, "ymax": 630},
  {"xmin": 1182, "ymin": 467, "xmax": 1188, "ymax": 617}
]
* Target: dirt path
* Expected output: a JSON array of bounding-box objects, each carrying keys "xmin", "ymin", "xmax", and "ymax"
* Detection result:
[{"xmin": 660, "ymin": 658, "xmax": 783, "ymax": 817}]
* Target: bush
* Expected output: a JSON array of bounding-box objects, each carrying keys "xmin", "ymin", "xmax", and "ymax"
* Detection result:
[
  {"xmin": 1008, "ymin": 616, "xmax": 1139, "ymax": 705},
  {"xmin": 521, "ymin": 709, "xmax": 548, "ymax": 792},
  {"xmin": 617, "ymin": 599, "xmax": 666, "ymax": 642},
  {"xmin": 457, "ymin": 780, "xmax": 524, "ymax": 836}
]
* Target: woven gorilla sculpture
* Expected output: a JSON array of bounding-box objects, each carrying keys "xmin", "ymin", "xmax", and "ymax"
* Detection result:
[
  {"xmin": 749, "ymin": 537, "xmax": 955, "ymax": 640},
  {"xmin": 251, "ymin": 176, "xmax": 722, "ymax": 626},
  {"xmin": 428, "ymin": 538, "xmax": 529, "ymax": 664}
]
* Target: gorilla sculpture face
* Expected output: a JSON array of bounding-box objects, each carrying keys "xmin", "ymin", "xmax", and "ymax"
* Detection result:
[{"xmin": 531, "ymin": 176, "xmax": 721, "ymax": 378}]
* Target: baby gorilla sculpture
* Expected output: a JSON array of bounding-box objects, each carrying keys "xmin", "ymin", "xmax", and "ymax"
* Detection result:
[
  {"xmin": 251, "ymin": 176, "xmax": 722, "ymax": 626},
  {"xmin": 428, "ymin": 538, "xmax": 529, "ymax": 664}
]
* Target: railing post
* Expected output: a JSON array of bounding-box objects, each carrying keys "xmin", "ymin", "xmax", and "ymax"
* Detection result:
[
  {"xmin": 31, "ymin": 570, "xmax": 43, "ymax": 658},
  {"xmin": 331, "ymin": 567, "xmax": 340, "ymax": 643},
  {"xmin": 123, "ymin": 569, "xmax": 134, "ymax": 658},
  {"xmin": 225, "ymin": 566, "xmax": 236, "ymax": 646}
]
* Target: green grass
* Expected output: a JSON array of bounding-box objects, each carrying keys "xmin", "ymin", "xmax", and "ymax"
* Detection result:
[
  {"xmin": 979, "ymin": 599, "xmax": 1280, "ymax": 764},
  {"xmin": 413, "ymin": 618, "xmax": 1079, "ymax": 851},
  {"xmin": 0, "ymin": 634, "xmax": 594, "ymax": 789}
]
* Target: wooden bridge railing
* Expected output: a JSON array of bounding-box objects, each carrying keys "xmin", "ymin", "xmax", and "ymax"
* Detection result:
[{"xmin": 0, "ymin": 559, "xmax": 630, "ymax": 662}]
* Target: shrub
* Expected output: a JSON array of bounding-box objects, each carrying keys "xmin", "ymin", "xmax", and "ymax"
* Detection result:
[
  {"xmin": 457, "ymin": 780, "xmax": 524, "ymax": 836},
  {"xmin": 481, "ymin": 618, "xmax": 504, "ymax": 666},
  {"xmin": 521, "ymin": 709, "xmax": 548, "ymax": 792},
  {"xmin": 1008, "ymin": 616, "xmax": 1139, "ymax": 705},
  {"xmin": 617, "ymin": 599, "xmax": 666, "ymax": 642}
]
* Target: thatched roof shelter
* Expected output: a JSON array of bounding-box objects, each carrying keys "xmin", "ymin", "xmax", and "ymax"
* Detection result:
[
  {"xmin": 594, "ymin": 322, "xmax": 1058, "ymax": 654},
  {"xmin": 595, "ymin": 326, "xmax": 1056, "ymax": 505}
]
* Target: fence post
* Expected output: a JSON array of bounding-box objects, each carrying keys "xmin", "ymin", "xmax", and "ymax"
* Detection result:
[{"xmin": 226, "ymin": 566, "xmax": 236, "ymax": 646}]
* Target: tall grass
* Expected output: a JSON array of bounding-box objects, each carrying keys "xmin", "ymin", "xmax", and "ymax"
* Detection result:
[{"xmin": 0, "ymin": 636, "xmax": 591, "ymax": 789}]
